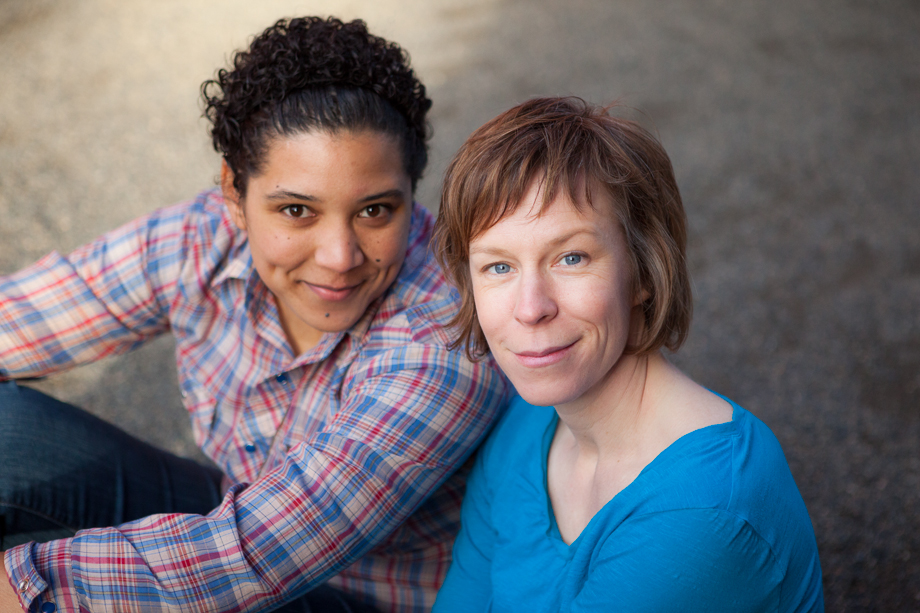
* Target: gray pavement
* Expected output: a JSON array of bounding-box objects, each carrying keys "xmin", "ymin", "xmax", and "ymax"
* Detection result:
[{"xmin": 2, "ymin": 0, "xmax": 919, "ymax": 609}]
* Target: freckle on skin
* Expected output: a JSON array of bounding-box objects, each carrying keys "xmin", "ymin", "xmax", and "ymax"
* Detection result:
[{"xmin": 376, "ymin": 259, "xmax": 381, "ymax": 262}]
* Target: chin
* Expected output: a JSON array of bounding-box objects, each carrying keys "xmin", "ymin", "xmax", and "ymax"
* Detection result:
[
  {"xmin": 511, "ymin": 378, "xmax": 581, "ymax": 408},
  {"xmin": 318, "ymin": 313, "xmax": 360, "ymax": 333}
]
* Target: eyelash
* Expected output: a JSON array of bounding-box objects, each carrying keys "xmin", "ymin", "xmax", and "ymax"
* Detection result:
[
  {"xmin": 282, "ymin": 204, "xmax": 313, "ymax": 218},
  {"xmin": 280, "ymin": 203, "xmax": 394, "ymax": 220},
  {"xmin": 481, "ymin": 252, "xmax": 588, "ymax": 276},
  {"xmin": 485, "ymin": 263, "xmax": 512, "ymax": 275},
  {"xmin": 358, "ymin": 204, "xmax": 392, "ymax": 219},
  {"xmin": 560, "ymin": 252, "xmax": 585, "ymax": 266}
]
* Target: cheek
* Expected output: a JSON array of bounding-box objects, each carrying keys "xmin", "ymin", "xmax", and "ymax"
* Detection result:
[
  {"xmin": 471, "ymin": 284, "xmax": 508, "ymax": 342},
  {"xmin": 251, "ymin": 229, "xmax": 310, "ymax": 270},
  {"xmin": 366, "ymin": 227, "xmax": 409, "ymax": 268},
  {"xmin": 591, "ymin": 287, "xmax": 635, "ymax": 341}
]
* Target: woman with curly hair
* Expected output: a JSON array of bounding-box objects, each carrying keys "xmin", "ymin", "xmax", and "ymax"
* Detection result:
[{"xmin": 0, "ymin": 17, "xmax": 508, "ymax": 613}]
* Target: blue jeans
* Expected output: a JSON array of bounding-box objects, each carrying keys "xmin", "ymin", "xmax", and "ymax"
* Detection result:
[{"xmin": 0, "ymin": 381, "xmax": 379, "ymax": 613}]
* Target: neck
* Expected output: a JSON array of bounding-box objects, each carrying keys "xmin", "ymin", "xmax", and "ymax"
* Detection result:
[
  {"xmin": 275, "ymin": 296, "xmax": 322, "ymax": 356},
  {"xmin": 547, "ymin": 351, "xmax": 732, "ymax": 544},
  {"xmin": 553, "ymin": 351, "xmax": 669, "ymax": 460}
]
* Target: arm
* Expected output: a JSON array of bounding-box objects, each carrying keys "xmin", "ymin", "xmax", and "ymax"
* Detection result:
[
  {"xmin": 0, "ymin": 209, "xmax": 189, "ymax": 381},
  {"xmin": 432, "ymin": 446, "xmax": 495, "ymax": 613},
  {"xmin": 4, "ymin": 337, "xmax": 510, "ymax": 612}
]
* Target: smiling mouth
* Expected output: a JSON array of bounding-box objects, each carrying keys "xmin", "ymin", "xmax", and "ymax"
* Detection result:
[
  {"xmin": 304, "ymin": 281, "xmax": 362, "ymax": 302},
  {"xmin": 512, "ymin": 342, "xmax": 576, "ymax": 367}
]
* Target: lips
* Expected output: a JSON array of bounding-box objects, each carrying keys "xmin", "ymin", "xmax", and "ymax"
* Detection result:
[
  {"xmin": 304, "ymin": 280, "xmax": 362, "ymax": 302},
  {"xmin": 512, "ymin": 342, "xmax": 576, "ymax": 368}
]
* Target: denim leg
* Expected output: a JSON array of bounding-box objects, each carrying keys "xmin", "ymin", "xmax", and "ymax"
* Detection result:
[
  {"xmin": 269, "ymin": 584, "xmax": 383, "ymax": 613},
  {"xmin": 0, "ymin": 381, "xmax": 223, "ymax": 549}
]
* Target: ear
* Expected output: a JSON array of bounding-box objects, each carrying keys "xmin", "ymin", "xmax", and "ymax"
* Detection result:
[
  {"xmin": 221, "ymin": 160, "xmax": 247, "ymax": 231},
  {"xmin": 633, "ymin": 286, "xmax": 651, "ymax": 307}
]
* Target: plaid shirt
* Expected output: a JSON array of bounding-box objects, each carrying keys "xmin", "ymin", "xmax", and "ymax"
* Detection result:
[{"xmin": 0, "ymin": 188, "xmax": 509, "ymax": 613}]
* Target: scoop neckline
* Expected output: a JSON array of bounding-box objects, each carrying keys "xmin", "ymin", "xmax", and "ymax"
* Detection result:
[{"xmin": 539, "ymin": 396, "xmax": 741, "ymax": 551}]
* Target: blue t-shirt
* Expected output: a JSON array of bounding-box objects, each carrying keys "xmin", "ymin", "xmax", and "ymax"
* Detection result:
[{"xmin": 434, "ymin": 395, "xmax": 824, "ymax": 612}]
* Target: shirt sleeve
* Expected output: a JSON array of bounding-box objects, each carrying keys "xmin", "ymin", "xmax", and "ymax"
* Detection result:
[
  {"xmin": 575, "ymin": 508, "xmax": 791, "ymax": 613},
  {"xmin": 0, "ymin": 202, "xmax": 191, "ymax": 380},
  {"xmin": 432, "ymin": 425, "xmax": 496, "ymax": 613},
  {"xmin": 4, "ymin": 333, "xmax": 510, "ymax": 612}
]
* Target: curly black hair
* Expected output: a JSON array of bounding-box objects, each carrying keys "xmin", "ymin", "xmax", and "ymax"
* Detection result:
[{"xmin": 202, "ymin": 16, "xmax": 432, "ymax": 195}]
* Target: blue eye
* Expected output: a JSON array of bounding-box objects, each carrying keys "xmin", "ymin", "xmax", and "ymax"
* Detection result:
[
  {"xmin": 562, "ymin": 254, "xmax": 583, "ymax": 266},
  {"xmin": 489, "ymin": 263, "xmax": 512, "ymax": 274}
]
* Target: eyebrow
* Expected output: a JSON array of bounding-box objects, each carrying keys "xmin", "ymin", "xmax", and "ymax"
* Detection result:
[
  {"xmin": 359, "ymin": 189, "xmax": 408, "ymax": 203},
  {"xmin": 264, "ymin": 188, "xmax": 408, "ymax": 203},
  {"xmin": 469, "ymin": 227, "xmax": 596, "ymax": 257},
  {"xmin": 265, "ymin": 190, "xmax": 317, "ymax": 202}
]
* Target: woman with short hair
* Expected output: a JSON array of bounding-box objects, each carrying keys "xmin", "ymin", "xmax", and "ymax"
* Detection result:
[{"xmin": 432, "ymin": 96, "xmax": 823, "ymax": 612}]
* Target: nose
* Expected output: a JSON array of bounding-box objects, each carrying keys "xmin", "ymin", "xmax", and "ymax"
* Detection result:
[
  {"xmin": 314, "ymin": 221, "xmax": 364, "ymax": 272},
  {"xmin": 513, "ymin": 271, "xmax": 557, "ymax": 325}
]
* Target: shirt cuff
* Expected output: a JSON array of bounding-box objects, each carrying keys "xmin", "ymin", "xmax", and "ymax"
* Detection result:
[{"xmin": 5, "ymin": 539, "xmax": 81, "ymax": 612}]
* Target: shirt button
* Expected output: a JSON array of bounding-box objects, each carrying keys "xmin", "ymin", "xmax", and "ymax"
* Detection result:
[
  {"xmin": 41, "ymin": 603, "xmax": 57, "ymax": 613},
  {"xmin": 17, "ymin": 579, "xmax": 28, "ymax": 592},
  {"xmin": 244, "ymin": 442, "xmax": 257, "ymax": 453},
  {"xmin": 275, "ymin": 373, "xmax": 289, "ymax": 385}
]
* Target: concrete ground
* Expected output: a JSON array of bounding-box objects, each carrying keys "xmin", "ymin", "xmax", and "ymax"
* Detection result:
[{"xmin": 1, "ymin": 0, "xmax": 918, "ymax": 609}]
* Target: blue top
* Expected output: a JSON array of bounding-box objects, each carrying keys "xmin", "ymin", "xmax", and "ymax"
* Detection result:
[{"xmin": 434, "ymin": 395, "xmax": 824, "ymax": 612}]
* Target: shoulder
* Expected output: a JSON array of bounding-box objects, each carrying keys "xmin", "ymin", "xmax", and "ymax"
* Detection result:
[
  {"xmin": 64, "ymin": 188, "xmax": 244, "ymax": 286},
  {"xmin": 617, "ymin": 397, "xmax": 821, "ymax": 556},
  {"xmin": 727, "ymin": 403, "xmax": 810, "ymax": 518},
  {"xmin": 146, "ymin": 188, "xmax": 249, "ymax": 290},
  {"xmin": 127, "ymin": 187, "xmax": 243, "ymax": 262},
  {"xmin": 627, "ymin": 399, "xmax": 823, "ymax": 609},
  {"xmin": 177, "ymin": 188, "xmax": 244, "ymax": 252},
  {"xmin": 634, "ymin": 399, "xmax": 801, "ymax": 515}
]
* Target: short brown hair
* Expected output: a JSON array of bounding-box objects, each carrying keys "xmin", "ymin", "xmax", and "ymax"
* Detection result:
[{"xmin": 434, "ymin": 96, "xmax": 691, "ymax": 360}]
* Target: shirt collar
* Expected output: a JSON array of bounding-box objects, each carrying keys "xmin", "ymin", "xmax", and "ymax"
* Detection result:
[{"xmin": 210, "ymin": 238, "xmax": 253, "ymax": 288}]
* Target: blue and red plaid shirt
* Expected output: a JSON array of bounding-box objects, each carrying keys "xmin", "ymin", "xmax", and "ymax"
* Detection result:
[{"xmin": 0, "ymin": 188, "xmax": 510, "ymax": 613}]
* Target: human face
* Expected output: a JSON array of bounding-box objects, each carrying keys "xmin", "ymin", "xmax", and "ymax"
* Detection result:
[
  {"xmin": 223, "ymin": 130, "xmax": 412, "ymax": 354},
  {"xmin": 468, "ymin": 182, "xmax": 642, "ymax": 410}
]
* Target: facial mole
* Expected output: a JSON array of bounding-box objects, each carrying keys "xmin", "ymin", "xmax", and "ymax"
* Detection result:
[
  {"xmin": 325, "ymin": 313, "xmax": 330, "ymax": 318},
  {"xmin": 375, "ymin": 259, "xmax": 381, "ymax": 262}
]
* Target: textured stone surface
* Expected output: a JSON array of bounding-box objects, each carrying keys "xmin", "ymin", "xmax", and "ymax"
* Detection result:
[{"xmin": 1, "ymin": 0, "xmax": 918, "ymax": 609}]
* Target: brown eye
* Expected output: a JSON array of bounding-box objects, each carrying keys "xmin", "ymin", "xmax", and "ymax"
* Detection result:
[
  {"xmin": 284, "ymin": 205, "xmax": 309, "ymax": 218},
  {"xmin": 360, "ymin": 204, "xmax": 383, "ymax": 218}
]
